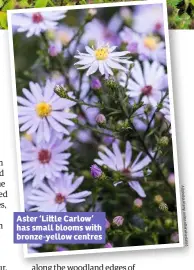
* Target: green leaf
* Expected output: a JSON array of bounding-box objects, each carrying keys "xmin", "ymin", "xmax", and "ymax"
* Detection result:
[
  {"xmin": 2, "ymin": 0, "xmax": 15, "ymax": 11},
  {"xmin": 0, "ymin": 0, "xmax": 4, "ymax": 8},
  {"xmin": 190, "ymin": 0, "xmax": 194, "ymax": 5},
  {"xmin": 0, "ymin": 11, "xmax": 7, "ymax": 29},
  {"xmin": 34, "ymin": 0, "xmax": 49, "ymax": 7},
  {"xmin": 167, "ymin": 0, "xmax": 182, "ymax": 7},
  {"xmin": 19, "ymin": 0, "xmax": 31, "ymax": 8}
]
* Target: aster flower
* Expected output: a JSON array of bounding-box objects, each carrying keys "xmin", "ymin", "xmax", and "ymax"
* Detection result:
[
  {"xmin": 74, "ymin": 44, "xmax": 131, "ymax": 76},
  {"xmin": 28, "ymin": 243, "xmax": 42, "ymax": 253},
  {"xmin": 160, "ymin": 98, "xmax": 171, "ymax": 123},
  {"xmin": 47, "ymin": 25, "xmax": 77, "ymax": 56},
  {"xmin": 81, "ymin": 16, "xmax": 122, "ymax": 46},
  {"xmin": 27, "ymin": 173, "xmax": 91, "ymax": 212},
  {"xmin": 94, "ymin": 141, "xmax": 152, "ymax": 197},
  {"xmin": 18, "ymin": 79, "xmax": 76, "ymax": 143},
  {"xmin": 105, "ymin": 219, "xmax": 110, "ymax": 229},
  {"xmin": 133, "ymin": 5, "xmax": 164, "ymax": 36},
  {"xmin": 21, "ymin": 131, "xmax": 72, "ymax": 187},
  {"xmin": 104, "ymin": 242, "xmax": 113, "ymax": 248},
  {"xmin": 120, "ymin": 27, "xmax": 166, "ymax": 64},
  {"xmin": 121, "ymin": 60, "xmax": 168, "ymax": 107},
  {"xmin": 12, "ymin": 11, "xmax": 66, "ymax": 38}
]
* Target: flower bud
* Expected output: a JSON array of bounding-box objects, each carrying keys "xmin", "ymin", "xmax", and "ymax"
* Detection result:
[
  {"xmin": 103, "ymin": 135, "xmax": 115, "ymax": 145},
  {"xmin": 88, "ymin": 9, "xmax": 97, "ymax": 17},
  {"xmin": 171, "ymin": 232, "xmax": 179, "ymax": 243},
  {"xmin": 168, "ymin": 173, "xmax": 175, "ymax": 185},
  {"xmin": 113, "ymin": 216, "xmax": 124, "ymax": 227},
  {"xmin": 55, "ymin": 246, "xmax": 68, "ymax": 252},
  {"xmin": 134, "ymin": 198, "xmax": 143, "ymax": 208},
  {"xmin": 120, "ymin": 7, "xmax": 132, "ymax": 20},
  {"xmin": 96, "ymin": 114, "xmax": 106, "ymax": 125},
  {"xmin": 90, "ymin": 164, "xmax": 102, "ymax": 179},
  {"xmin": 91, "ymin": 78, "xmax": 102, "ymax": 90},
  {"xmin": 159, "ymin": 202, "xmax": 168, "ymax": 212},
  {"xmin": 54, "ymin": 85, "xmax": 68, "ymax": 98},
  {"xmin": 104, "ymin": 242, "xmax": 113, "ymax": 248},
  {"xmin": 48, "ymin": 44, "xmax": 59, "ymax": 57},
  {"xmin": 154, "ymin": 194, "xmax": 163, "ymax": 204},
  {"xmin": 165, "ymin": 218, "xmax": 173, "ymax": 228},
  {"xmin": 158, "ymin": 136, "xmax": 169, "ymax": 147},
  {"xmin": 105, "ymin": 219, "xmax": 110, "ymax": 229}
]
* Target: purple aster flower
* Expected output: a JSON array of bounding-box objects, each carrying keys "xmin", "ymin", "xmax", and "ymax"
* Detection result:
[
  {"xmin": 55, "ymin": 246, "xmax": 68, "ymax": 252},
  {"xmin": 94, "ymin": 141, "xmax": 153, "ymax": 197},
  {"xmin": 21, "ymin": 131, "xmax": 72, "ymax": 187},
  {"xmin": 120, "ymin": 27, "xmax": 166, "ymax": 64},
  {"xmin": 12, "ymin": 11, "xmax": 66, "ymax": 38},
  {"xmin": 105, "ymin": 218, "xmax": 110, "ymax": 229},
  {"xmin": 113, "ymin": 216, "xmax": 124, "ymax": 226},
  {"xmin": 90, "ymin": 164, "xmax": 102, "ymax": 179},
  {"xmin": 81, "ymin": 17, "xmax": 122, "ymax": 46},
  {"xmin": 18, "ymin": 79, "xmax": 76, "ymax": 143},
  {"xmin": 133, "ymin": 5, "xmax": 164, "ymax": 36},
  {"xmin": 160, "ymin": 97, "xmax": 171, "ymax": 123},
  {"xmin": 103, "ymin": 135, "xmax": 115, "ymax": 145},
  {"xmin": 28, "ymin": 243, "xmax": 42, "ymax": 253},
  {"xmin": 104, "ymin": 242, "xmax": 113, "ymax": 248},
  {"xmin": 119, "ymin": 60, "xmax": 168, "ymax": 107},
  {"xmin": 27, "ymin": 173, "xmax": 91, "ymax": 212}
]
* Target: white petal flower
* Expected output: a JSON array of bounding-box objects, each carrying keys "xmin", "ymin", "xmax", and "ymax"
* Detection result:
[
  {"xmin": 12, "ymin": 11, "xmax": 66, "ymax": 37},
  {"xmin": 120, "ymin": 27, "xmax": 166, "ymax": 64},
  {"xmin": 21, "ymin": 131, "xmax": 72, "ymax": 187},
  {"xmin": 94, "ymin": 141, "xmax": 152, "ymax": 197},
  {"xmin": 27, "ymin": 173, "xmax": 91, "ymax": 212},
  {"xmin": 120, "ymin": 60, "xmax": 168, "ymax": 107},
  {"xmin": 133, "ymin": 5, "xmax": 164, "ymax": 36},
  {"xmin": 18, "ymin": 79, "xmax": 76, "ymax": 143},
  {"xmin": 74, "ymin": 44, "xmax": 131, "ymax": 76},
  {"xmin": 160, "ymin": 97, "xmax": 171, "ymax": 123}
]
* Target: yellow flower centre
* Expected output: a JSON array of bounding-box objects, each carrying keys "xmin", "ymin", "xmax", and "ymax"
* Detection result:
[
  {"xmin": 95, "ymin": 47, "xmax": 109, "ymax": 60},
  {"xmin": 57, "ymin": 32, "xmax": 71, "ymax": 45},
  {"xmin": 23, "ymin": 133, "xmax": 32, "ymax": 141},
  {"xmin": 143, "ymin": 36, "xmax": 159, "ymax": 51},
  {"xmin": 36, "ymin": 102, "xmax": 52, "ymax": 118}
]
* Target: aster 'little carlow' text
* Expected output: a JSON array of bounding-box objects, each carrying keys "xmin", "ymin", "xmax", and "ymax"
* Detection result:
[{"xmin": 16, "ymin": 214, "xmax": 94, "ymax": 223}]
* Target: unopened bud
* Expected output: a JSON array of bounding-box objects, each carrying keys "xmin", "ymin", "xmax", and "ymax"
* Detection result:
[
  {"xmin": 90, "ymin": 164, "xmax": 102, "ymax": 179},
  {"xmin": 113, "ymin": 216, "xmax": 124, "ymax": 227},
  {"xmin": 96, "ymin": 114, "xmax": 106, "ymax": 126},
  {"xmin": 105, "ymin": 219, "xmax": 110, "ymax": 229},
  {"xmin": 154, "ymin": 195, "xmax": 163, "ymax": 204},
  {"xmin": 158, "ymin": 136, "xmax": 169, "ymax": 147},
  {"xmin": 134, "ymin": 198, "xmax": 143, "ymax": 208},
  {"xmin": 168, "ymin": 173, "xmax": 175, "ymax": 185},
  {"xmin": 54, "ymin": 85, "xmax": 68, "ymax": 98},
  {"xmin": 91, "ymin": 78, "xmax": 102, "ymax": 90},
  {"xmin": 171, "ymin": 232, "xmax": 179, "ymax": 243},
  {"xmin": 104, "ymin": 242, "xmax": 113, "ymax": 248}
]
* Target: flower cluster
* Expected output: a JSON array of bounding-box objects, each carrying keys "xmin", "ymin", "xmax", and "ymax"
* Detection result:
[{"xmin": 12, "ymin": 4, "xmax": 178, "ymax": 254}]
